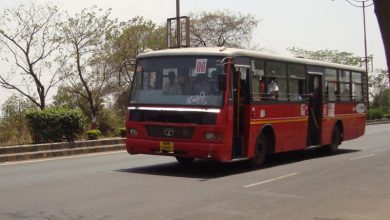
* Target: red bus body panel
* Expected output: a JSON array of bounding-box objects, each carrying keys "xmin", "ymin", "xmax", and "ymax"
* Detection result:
[
  {"xmin": 321, "ymin": 102, "xmax": 366, "ymax": 145},
  {"xmin": 125, "ymin": 49, "xmax": 366, "ymax": 162}
]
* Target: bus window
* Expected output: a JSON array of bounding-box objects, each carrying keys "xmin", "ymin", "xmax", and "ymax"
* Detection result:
[
  {"xmin": 325, "ymin": 68, "xmax": 338, "ymax": 102},
  {"xmin": 130, "ymin": 57, "xmax": 224, "ymax": 107},
  {"xmin": 339, "ymin": 70, "xmax": 351, "ymax": 101},
  {"xmin": 266, "ymin": 61, "xmax": 287, "ymax": 101},
  {"xmin": 288, "ymin": 64, "xmax": 306, "ymax": 101},
  {"xmin": 251, "ymin": 60, "xmax": 265, "ymax": 102},
  {"xmin": 163, "ymin": 71, "xmax": 182, "ymax": 95},
  {"xmin": 352, "ymin": 72, "xmax": 363, "ymax": 101},
  {"xmin": 236, "ymin": 67, "xmax": 249, "ymax": 103}
]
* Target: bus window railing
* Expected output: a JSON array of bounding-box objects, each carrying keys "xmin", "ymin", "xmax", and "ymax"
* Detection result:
[
  {"xmin": 325, "ymin": 94, "xmax": 365, "ymax": 102},
  {"xmin": 252, "ymin": 93, "xmax": 310, "ymax": 102}
]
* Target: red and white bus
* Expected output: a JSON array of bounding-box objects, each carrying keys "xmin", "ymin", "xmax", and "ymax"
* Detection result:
[{"xmin": 125, "ymin": 47, "xmax": 367, "ymax": 166}]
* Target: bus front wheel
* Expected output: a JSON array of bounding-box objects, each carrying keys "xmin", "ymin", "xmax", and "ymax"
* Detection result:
[{"xmin": 249, "ymin": 135, "xmax": 267, "ymax": 168}]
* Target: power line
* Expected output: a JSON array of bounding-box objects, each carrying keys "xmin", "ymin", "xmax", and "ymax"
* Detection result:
[{"xmin": 343, "ymin": 0, "xmax": 374, "ymax": 8}]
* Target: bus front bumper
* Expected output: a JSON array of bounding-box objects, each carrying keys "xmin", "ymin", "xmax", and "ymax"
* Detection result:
[{"xmin": 125, "ymin": 138, "xmax": 229, "ymax": 162}]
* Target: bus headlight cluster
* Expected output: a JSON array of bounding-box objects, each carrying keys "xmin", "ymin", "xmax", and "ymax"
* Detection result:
[
  {"xmin": 204, "ymin": 132, "xmax": 218, "ymax": 141},
  {"xmin": 129, "ymin": 128, "xmax": 138, "ymax": 137}
]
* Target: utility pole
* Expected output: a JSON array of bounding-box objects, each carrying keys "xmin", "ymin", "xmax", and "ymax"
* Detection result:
[
  {"xmin": 362, "ymin": 1, "xmax": 371, "ymax": 108},
  {"xmin": 167, "ymin": 0, "xmax": 189, "ymax": 48},
  {"xmin": 334, "ymin": 0, "xmax": 373, "ymax": 108},
  {"xmin": 362, "ymin": 1, "xmax": 369, "ymax": 79},
  {"xmin": 176, "ymin": 0, "xmax": 180, "ymax": 48}
]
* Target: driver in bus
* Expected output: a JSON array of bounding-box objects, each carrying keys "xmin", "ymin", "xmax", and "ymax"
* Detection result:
[
  {"xmin": 193, "ymin": 73, "xmax": 210, "ymax": 95},
  {"xmin": 163, "ymin": 71, "xmax": 182, "ymax": 95},
  {"xmin": 177, "ymin": 70, "xmax": 192, "ymax": 95}
]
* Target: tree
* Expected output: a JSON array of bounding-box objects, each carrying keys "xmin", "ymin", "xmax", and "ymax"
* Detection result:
[
  {"xmin": 0, "ymin": 2, "xmax": 62, "ymax": 110},
  {"xmin": 372, "ymin": 0, "xmax": 390, "ymax": 83},
  {"xmin": 287, "ymin": 47, "xmax": 364, "ymax": 66},
  {"xmin": 189, "ymin": 10, "xmax": 259, "ymax": 48},
  {"xmin": 52, "ymin": 85, "xmax": 79, "ymax": 109},
  {"xmin": 0, "ymin": 95, "xmax": 36, "ymax": 144},
  {"xmin": 58, "ymin": 7, "xmax": 118, "ymax": 128},
  {"xmin": 111, "ymin": 16, "xmax": 166, "ymax": 86},
  {"xmin": 378, "ymin": 88, "xmax": 390, "ymax": 113},
  {"xmin": 53, "ymin": 84, "xmax": 120, "ymax": 135},
  {"xmin": 369, "ymin": 69, "xmax": 389, "ymax": 108},
  {"xmin": 109, "ymin": 17, "xmax": 166, "ymax": 117}
]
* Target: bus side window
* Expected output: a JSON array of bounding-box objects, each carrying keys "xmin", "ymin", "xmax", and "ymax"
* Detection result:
[
  {"xmin": 266, "ymin": 61, "xmax": 287, "ymax": 101},
  {"xmin": 339, "ymin": 70, "xmax": 351, "ymax": 101},
  {"xmin": 352, "ymin": 72, "xmax": 363, "ymax": 101},
  {"xmin": 288, "ymin": 64, "xmax": 306, "ymax": 101},
  {"xmin": 325, "ymin": 69, "xmax": 338, "ymax": 102},
  {"xmin": 251, "ymin": 59, "xmax": 265, "ymax": 102}
]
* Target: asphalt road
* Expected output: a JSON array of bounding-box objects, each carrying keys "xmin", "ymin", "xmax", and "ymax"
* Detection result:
[{"xmin": 1, "ymin": 124, "xmax": 390, "ymax": 220}]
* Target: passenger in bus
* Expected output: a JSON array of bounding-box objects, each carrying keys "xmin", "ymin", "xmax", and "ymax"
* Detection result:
[
  {"xmin": 163, "ymin": 71, "xmax": 182, "ymax": 95},
  {"xmin": 341, "ymin": 88, "xmax": 350, "ymax": 101},
  {"xmin": 193, "ymin": 73, "xmax": 210, "ymax": 95},
  {"xmin": 268, "ymin": 78, "xmax": 279, "ymax": 100},
  {"xmin": 259, "ymin": 77, "xmax": 266, "ymax": 100},
  {"xmin": 177, "ymin": 71, "xmax": 192, "ymax": 95}
]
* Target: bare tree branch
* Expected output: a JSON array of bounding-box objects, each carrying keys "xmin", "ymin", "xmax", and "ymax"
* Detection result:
[{"xmin": 0, "ymin": 2, "xmax": 61, "ymax": 110}]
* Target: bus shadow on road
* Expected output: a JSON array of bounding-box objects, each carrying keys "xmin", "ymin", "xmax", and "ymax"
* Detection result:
[
  {"xmin": 116, "ymin": 148, "xmax": 360, "ymax": 180},
  {"xmin": 264, "ymin": 148, "xmax": 360, "ymax": 168}
]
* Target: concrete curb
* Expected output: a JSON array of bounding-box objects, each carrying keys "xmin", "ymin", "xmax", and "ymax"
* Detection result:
[
  {"xmin": 1, "ymin": 120, "xmax": 389, "ymax": 163},
  {"xmin": 366, "ymin": 120, "xmax": 390, "ymax": 125},
  {"xmin": 0, "ymin": 138, "xmax": 125, "ymax": 163}
]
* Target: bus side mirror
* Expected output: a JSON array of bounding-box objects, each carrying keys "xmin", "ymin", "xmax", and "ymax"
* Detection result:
[{"xmin": 218, "ymin": 74, "xmax": 227, "ymax": 91}]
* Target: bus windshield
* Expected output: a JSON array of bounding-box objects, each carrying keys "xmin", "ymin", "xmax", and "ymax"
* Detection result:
[{"xmin": 130, "ymin": 56, "xmax": 224, "ymax": 107}]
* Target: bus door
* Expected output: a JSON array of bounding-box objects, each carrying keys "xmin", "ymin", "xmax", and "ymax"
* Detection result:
[
  {"xmin": 307, "ymin": 73, "xmax": 323, "ymax": 146},
  {"xmin": 232, "ymin": 67, "xmax": 250, "ymax": 158}
]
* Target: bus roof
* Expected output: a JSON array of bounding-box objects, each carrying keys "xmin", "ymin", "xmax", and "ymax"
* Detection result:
[{"xmin": 137, "ymin": 47, "xmax": 365, "ymax": 72}]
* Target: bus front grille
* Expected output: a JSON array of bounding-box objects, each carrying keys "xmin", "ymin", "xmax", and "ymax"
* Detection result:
[{"xmin": 145, "ymin": 125, "xmax": 195, "ymax": 139}]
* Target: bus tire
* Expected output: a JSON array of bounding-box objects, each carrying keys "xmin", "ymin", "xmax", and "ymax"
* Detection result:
[
  {"xmin": 249, "ymin": 135, "xmax": 267, "ymax": 168},
  {"xmin": 324, "ymin": 125, "xmax": 342, "ymax": 154},
  {"xmin": 175, "ymin": 156, "xmax": 195, "ymax": 165}
]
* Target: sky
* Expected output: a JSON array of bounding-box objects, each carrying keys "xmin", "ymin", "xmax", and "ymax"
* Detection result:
[{"xmin": 0, "ymin": 0, "xmax": 386, "ymax": 107}]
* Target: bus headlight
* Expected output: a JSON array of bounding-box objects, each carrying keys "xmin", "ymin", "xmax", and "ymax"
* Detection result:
[
  {"xmin": 129, "ymin": 128, "xmax": 138, "ymax": 137},
  {"xmin": 204, "ymin": 132, "xmax": 218, "ymax": 141}
]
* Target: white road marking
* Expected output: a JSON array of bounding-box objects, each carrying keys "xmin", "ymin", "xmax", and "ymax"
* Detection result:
[
  {"xmin": 350, "ymin": 154, "xmax": 376, "ymax": 160},
  {"xmin": 0, "ymin": 151, "xmax": 126, "ymax": 166},
  {"xmin": 244, "ymin": 172, "xmax": 300, "ymax": 188}
]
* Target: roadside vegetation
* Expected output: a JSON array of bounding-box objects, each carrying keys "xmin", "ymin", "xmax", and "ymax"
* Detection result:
[
  {"xmin": 0, "ymin": 2, "xmax": 389, "ymax": 145},
  {"xmin": 0, "ymin": 3, "xmax": 259, "ymax": 145}
]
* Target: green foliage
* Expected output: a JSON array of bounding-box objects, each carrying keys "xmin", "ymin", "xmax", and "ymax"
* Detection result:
[
  {"xmin": 52, "ymin": 85, "xmax": 79, "ymax": 109},
  {"xmin": 110, "ymin": 16, "xmax": 166, "ymax": 91},
  {"xmin": 369, "ymin": 69, "xmax": 389, "ymax": 108},
  {"xmin": 379, "ymin": 89, "xmax": 390, "ymax": 113},
  {"xmin": 0, "ymin": 95, "xmax": 36, "ymax": 145},
  {"xmin": 57, "ymin": 6, "xmax": 119, "ymax": 129},
  {"xmin": 287, "ymin": 47, "xmax": 363, "ymax": 66},
  {"xmin": 96, "ymin": 107, "xmax": 120, "ymax": 136},
  {"xmin": 114, "ymin": 16, "xmax": 166, "ymax": 59},
  {"xmin": 86, "ymin": 130, "xmax": 102, "ymax": 140},
  {"xmin": 372, "ymin": 87, "xmax": 390, "ymax": 113},
  {"xmin": 367, "ymin": 108, "xmax": 385, "ymax": 120},
  {"xmin": 26, "ymin": 108, "xmax": 86, "ymax": 143},
  {"xmin": 189, "ymin": 10, "xmax": 259, "ymax": 48},
  {"xmin": 114, "ymin": 127, "xmax": 126, "ymax": 137}
]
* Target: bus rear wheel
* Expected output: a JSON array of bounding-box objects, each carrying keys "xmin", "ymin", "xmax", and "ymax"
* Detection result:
[
  {"xmin": 321, "ymin": 125, "xmax": 342, "ymax": 154},
  {"xmin": 175, "ymin": 156, "xmax": 195, "ymax": 165},
  {"xmin": 249, "ymin": 135, "xmax": 267, "ymax": 168}
]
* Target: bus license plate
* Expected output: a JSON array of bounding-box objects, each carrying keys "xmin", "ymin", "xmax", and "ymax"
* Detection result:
[{"xmin": 160, "ymin": 142, "xmax": 174, "ymax": 152}]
